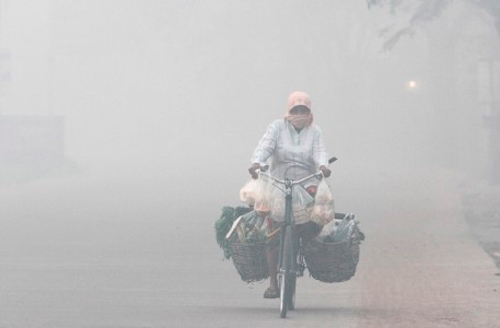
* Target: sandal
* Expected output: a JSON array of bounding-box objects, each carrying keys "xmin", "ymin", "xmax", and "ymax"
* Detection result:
[{"xmin": 263, "ymin": 287, "xmax": 280, "ymax": 299}]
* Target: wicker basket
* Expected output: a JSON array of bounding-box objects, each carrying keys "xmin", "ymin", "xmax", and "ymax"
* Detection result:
[
  {"xmin": 303, "ymin": 229, "xmax": 361, "ymax": 283},
  {"xmin": 230, "ymin": 240, "xmax": 269, "ymax": 283}
]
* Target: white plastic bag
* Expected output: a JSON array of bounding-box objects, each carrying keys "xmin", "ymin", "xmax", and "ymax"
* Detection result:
[
  {"xmin": 239, "ymin": 179, "xmax": 259, "ymax": 206},
  {"xmin": 269, "ymin": 186, "xmax": 285, "ymax": 221},
  {"xmin": 292, "ymin": 185, "xmax": 315, "ymax": 224},
  {"xmin": 310, "ymin": 179, "xmax": 335, "ymax": 226},
  {"xmin": 254, "ymin": 174, "xmax": 275, "ymax": 217}
]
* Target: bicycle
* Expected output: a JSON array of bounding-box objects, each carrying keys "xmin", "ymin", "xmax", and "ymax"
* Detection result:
[{"xmin": 259, "ymin": 157, "xmax": 337, "ymax": 318}]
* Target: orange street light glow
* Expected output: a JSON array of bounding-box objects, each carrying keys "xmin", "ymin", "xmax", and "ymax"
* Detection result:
[{"xmin": 408, "ymin": 80, "xmax": 417, "ymax": 88}]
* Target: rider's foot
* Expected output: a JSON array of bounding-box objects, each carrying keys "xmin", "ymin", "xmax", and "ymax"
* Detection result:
[{"xmin": 263, "ymin": 287, "xmax": 280, "ymax": 299}]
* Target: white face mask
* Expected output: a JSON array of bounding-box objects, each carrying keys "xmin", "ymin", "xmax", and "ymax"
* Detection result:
[
  {"xmin": 291, "ymin": 119, "xmax": 307, "ymax": 130},
  {"xmin": 289, "ymin": 115, "xmax": 309, "ymax": 130}
]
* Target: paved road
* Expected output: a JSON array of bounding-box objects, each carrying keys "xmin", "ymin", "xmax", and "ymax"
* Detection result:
[
  {"xmin": 462, "ymin": 181, "xmax": 500, "ymax": 272},
  {"xmin": 0, "ymin": 169, "xmax": 498, "ymax": 327}
]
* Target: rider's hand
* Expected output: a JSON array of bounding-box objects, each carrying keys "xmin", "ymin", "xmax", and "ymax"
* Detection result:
[
  {"xmin": 319, "ymin": 165, "xmax": 331, "ymax": 178},
  {"xmin": 248, "ymin": 163, "xmax": 261, "ymax": 179}
]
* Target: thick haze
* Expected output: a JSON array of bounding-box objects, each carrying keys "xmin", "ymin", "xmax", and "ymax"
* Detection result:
[
  {"xmin": 1, "ymin": 0, "xmax": 499, "ymax": 207},
  {"xmin": 2, "ymin": 3, "xmax": 500, "ymax": 325}
]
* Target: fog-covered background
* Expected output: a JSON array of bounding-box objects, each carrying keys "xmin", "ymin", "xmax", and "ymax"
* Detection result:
[
  {"xmin": 2, "ymin": 2, "xmax": 500, "ymax": 326},
  {"xmin": 1, "ymin": 0, "xmax": 500, "ymax": 207}
]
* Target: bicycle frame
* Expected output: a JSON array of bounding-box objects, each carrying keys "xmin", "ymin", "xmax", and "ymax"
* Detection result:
[{"xmin": 259, "ymin": 170, "xmax": 322, "ymax": 318}]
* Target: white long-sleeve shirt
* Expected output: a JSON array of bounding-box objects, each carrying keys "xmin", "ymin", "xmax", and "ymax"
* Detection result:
[{"xmin": 251, "ymin": 119, "xmax": 329, "ymax": 187}]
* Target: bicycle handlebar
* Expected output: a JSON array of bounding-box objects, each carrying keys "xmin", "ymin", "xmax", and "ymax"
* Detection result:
[
  {"xmin": 257, "ymin": 156, "xmax": 337, "ymax": 186},
  {"xmin": 258, "ymin": 170, "xmax": 323, "ymax": 186}
]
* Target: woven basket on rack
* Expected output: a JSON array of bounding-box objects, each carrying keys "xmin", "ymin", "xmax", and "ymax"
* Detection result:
[
  {"xmin": 303, "ymin": 230, "xmax": 361, "ymax": 283},
  {"xmin": 230, "ymin": 240, "xmax": 269, "ymax": 283}
]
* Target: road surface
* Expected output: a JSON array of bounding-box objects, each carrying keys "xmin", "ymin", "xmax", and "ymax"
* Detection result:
[{"xmin": 0, "ymin": 168, "xmax": 498, "ymax": 327}]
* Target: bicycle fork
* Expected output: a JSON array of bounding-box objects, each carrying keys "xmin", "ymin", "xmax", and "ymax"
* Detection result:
[
  {"xmin": 278, "ymin": 189, "xmax": 306, "ymax": 278},
  {"xmin": 277, "ymin": 188, "xmax": 293, "ymax": 276}
]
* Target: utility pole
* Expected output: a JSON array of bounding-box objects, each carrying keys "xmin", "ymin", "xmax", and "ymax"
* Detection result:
[
  {"xmin": 0, "ymin": 0, "xmax": 3, "ymax": 115},
  {"xmin": 478, "ymin": 59, "xmax": 500, "ymax": 185},
  {"xmin": 48, "ymin": 0, "xmax": 53, "ymax": 115},
  {"xmin": 0, "ymin": 0, "xmax": 11, "ymax": 117}
]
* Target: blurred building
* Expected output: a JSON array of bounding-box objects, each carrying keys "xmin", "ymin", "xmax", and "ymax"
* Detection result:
[{"xmin": 0, "ymin": 115, "xmax": 64, "ymax": 163}]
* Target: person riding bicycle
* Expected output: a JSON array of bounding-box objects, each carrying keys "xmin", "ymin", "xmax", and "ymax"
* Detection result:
[{"xmin": 248, "ymin": 91, "xmax": 332, "ymax": 299}]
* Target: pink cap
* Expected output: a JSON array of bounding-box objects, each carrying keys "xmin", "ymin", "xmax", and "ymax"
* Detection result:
[{"xmin": 287, "ymin": 91, "xmax": 312, "ymax": 111}]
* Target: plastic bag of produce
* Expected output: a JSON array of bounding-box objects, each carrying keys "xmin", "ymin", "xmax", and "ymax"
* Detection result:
[
  {"xmin": 322, "ymin": 215, "xmax": 357, "ymax": 243},
  {"xmin": 292, "ymin": 185, "xmax": 315, "ymax": 224},
  {"xmin": 239, "ymin": 179, "xmax": 259, "ymax": 206},
  {"xmin": 225, "ymin": 210, "xmax": 269, "ymax": 244},
  {"xmin": 303, "ymin": 215, "xmax": 362, "ymax": 283},
  {"xmin": 215, "ymin": 206, "xmax": 253, "ymax": 259},
  {"xmin": 310, "ymin": 179, "xmax": 335, "ymax": 226},
  {"xmin": 269, "ymin": 186, "xmax": 285, "ymax": 221},
  {"xmin": 254, "ymin": 174, "xmax": 275, "ymax": 217},
  {"xmin": 241, "ymin": 210, "xmax": 268, "ymax": 242}
]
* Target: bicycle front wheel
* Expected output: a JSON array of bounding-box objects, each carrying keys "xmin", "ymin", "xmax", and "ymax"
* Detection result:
[
  {"xmin": 280, "ymin": 225, "xmax": 294, "ymax": 318},
  {"xmin": 288, "ymin": 274, "xmax": 296, "ymax": 311}
]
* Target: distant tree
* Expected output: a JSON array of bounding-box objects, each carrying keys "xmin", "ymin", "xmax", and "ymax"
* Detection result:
[{"xmin": 366, "ymin": 0, "xmax": 500, "ymax": 50}]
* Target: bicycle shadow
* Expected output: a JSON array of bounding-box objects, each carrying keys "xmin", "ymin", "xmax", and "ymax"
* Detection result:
[{"xmin": 214, "ymin": 303, "xmax": 384, "ymax": 317}]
